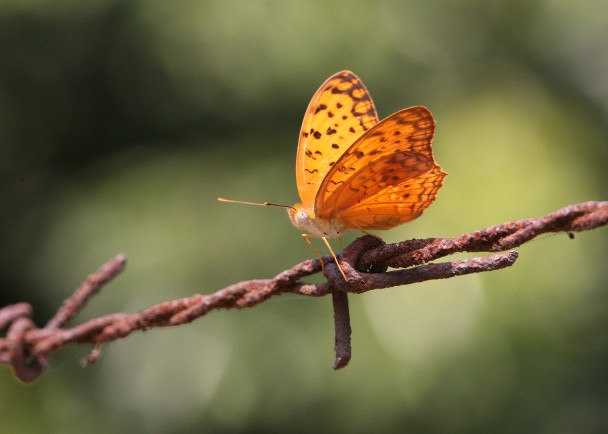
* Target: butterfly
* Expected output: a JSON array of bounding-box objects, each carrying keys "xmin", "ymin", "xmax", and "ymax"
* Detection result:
[{"xmin": 220, "ymin": 71, "xmax": 446, "ymax": 279}]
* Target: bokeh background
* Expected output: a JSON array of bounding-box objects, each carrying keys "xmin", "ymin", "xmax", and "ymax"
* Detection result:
[{"xmin": 1, "ymin": 0, "xmax": 607, "ymax": 432}]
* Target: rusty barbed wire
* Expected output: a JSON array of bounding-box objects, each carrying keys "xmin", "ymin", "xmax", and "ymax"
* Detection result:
[{"xmin": 1, "ymin": 201, "xmax": 606, "ymax": 382}]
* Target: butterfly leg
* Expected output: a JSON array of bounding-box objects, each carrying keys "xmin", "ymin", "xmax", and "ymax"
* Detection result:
[
  {"xmin": 321, "ymin": 236, "xmax": 348, "ymax": 281},
  {"xmin": 301, "ymin": 234, "xmax": 325, "ymax": 271},
  {"xmin": 301, "ymin": 234, "xmax": 348, "ymax": 281},
  {"xmin": 350, "ymin": 223, "xmax": 383, "ymax": 243}
]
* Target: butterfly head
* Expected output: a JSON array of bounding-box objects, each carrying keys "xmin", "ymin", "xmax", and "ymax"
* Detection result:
[{"xmin": 287, "ymin": 204, "xmax": 347, "ymax": 238}]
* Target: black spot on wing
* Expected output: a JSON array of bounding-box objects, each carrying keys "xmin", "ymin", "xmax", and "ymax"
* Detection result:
[{"xmin": 314, "ymin": 104, "xmax": 328, "ymax": 114}]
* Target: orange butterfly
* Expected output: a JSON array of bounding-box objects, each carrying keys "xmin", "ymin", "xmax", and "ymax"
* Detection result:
[{"xmin": 220, "ymin": 71, "xmax": 446, "ymax": 278}]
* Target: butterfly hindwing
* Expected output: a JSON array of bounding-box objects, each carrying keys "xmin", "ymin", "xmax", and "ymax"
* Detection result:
[{"xmin": 335, "ymin": 166, "xmax": 446, "ymax": 229}]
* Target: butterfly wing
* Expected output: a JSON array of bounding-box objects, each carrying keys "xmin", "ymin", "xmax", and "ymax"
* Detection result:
[
  {"xmin": 330, "ymin": 168, "xmax": 446, "ymax": 229},
  {"xmin": 296, "ymin": 71, "xmax": 379, "ymax": 208},
  {"xmin": 316, "ymin": 106, "xmax": 446, "ymax": 229}
]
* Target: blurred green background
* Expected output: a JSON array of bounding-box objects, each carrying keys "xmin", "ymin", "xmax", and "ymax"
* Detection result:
[{"xmin": 1, "ymin": 0, "xmax": 607, "ymax": 432}]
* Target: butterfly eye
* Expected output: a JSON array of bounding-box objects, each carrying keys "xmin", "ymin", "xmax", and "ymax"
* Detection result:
[{"xmin": 296, "ymin": 209, "xmax": 310, "ymax": 225}]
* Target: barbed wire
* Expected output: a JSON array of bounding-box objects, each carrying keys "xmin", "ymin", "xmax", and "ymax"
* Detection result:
[{"xmin": 1, "ymin": 201, "xmax": 606, "ymax": 381}]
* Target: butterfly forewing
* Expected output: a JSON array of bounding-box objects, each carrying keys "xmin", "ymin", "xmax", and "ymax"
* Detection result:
[
  {"xmin": 296, "ymin": 71, "xmax": 379, "ymax": 207},
  {"xmin": 316, "ymin": 106, "xmax": 446, "ymax": 229}
]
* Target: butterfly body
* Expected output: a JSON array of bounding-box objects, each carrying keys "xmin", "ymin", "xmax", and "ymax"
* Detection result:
[{"xmin": 287, "ymin": 205, "xmax": 347, "ymax": 238}]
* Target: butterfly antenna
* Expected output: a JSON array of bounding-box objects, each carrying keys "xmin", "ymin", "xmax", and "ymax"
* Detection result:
[{"xmin": 218, "ymin": 198, "xmax": 294, "ymax": 210}]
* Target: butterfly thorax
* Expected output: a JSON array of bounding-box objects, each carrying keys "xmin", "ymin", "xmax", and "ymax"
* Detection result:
[{"xmin": 287, "ymin": 204, "xmax": 347, "ymax": 238}]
